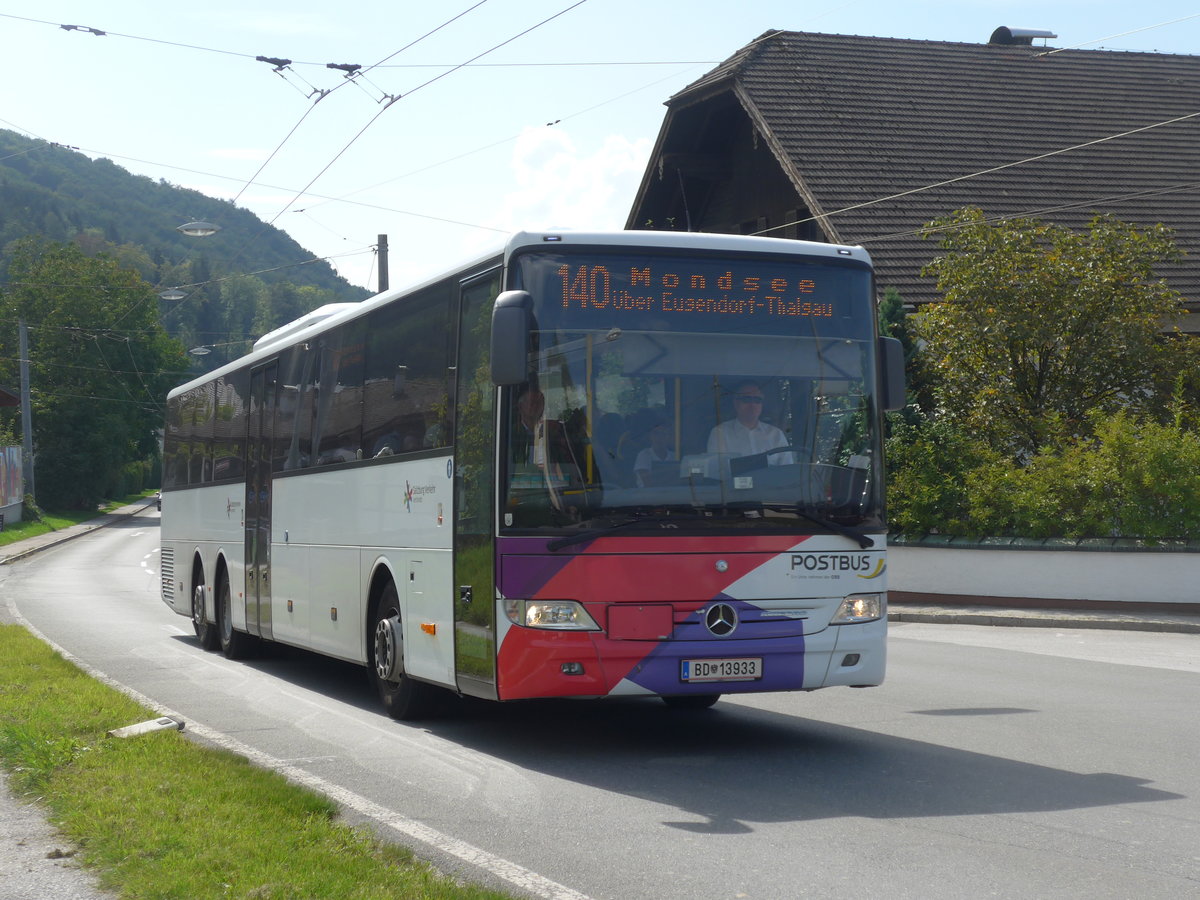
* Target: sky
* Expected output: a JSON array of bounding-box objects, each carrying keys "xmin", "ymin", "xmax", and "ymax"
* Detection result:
[{"xmin": 1, "ymin": 1, "xmax": 1199, "ymax": 294}]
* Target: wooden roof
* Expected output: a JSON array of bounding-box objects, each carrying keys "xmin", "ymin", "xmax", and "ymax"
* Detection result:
[{"xmin": 627, "ymin": 30, "xmax": 1200, "ymax": 321}]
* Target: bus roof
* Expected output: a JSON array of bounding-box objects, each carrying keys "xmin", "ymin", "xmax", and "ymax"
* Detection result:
[{"xmin": 505, "ymin": 230, "xmax": 871, "ymax": 265}]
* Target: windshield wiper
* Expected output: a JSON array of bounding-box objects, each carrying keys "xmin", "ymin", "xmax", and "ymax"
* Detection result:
[
  {"xmin": 546, "ymin": 512, "xmax": 702, "ymax": 552},
  {"xmin": 723, "ymin": 501, "xmax": 876, "ymax": 549}
]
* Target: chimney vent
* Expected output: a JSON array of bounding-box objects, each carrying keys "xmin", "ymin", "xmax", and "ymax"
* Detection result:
[{"xmin": 989, "ymin": 27, "xmax": 1057, "ymax": 46}]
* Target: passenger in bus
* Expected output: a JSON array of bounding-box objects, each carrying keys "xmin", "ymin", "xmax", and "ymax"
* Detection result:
[
  {"xmin": 372, "ymin": 430, "xmax": 403, "ymax": 457},
  {"xmin": 634, "ymin": 417, "xmax": 675, "ymax": 487},
  {"xmin": 707, "ymin": 380, "xmax": 793, "ymax": 464},
  {"xmin": 514, "ymin": 384, "xmax": 546, "ymax": 466}
]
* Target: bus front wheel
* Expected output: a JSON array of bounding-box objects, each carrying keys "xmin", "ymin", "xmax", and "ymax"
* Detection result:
[{"xmin": 369, "ymin": 580, "xmax": 440, "ymax": 720}]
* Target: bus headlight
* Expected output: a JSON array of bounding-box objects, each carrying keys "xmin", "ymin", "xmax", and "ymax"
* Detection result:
[
  {"xmin": 832, "ymin": 593, "xmax": 884, "ymax": 625},
  {"xmin": 503, "ymin": 599, "xmax": 600, "ymax": 631}
]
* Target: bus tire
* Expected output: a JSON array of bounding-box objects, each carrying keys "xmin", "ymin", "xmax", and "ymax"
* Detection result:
[
  {"xmin": 369, "ymin": 580, "xmax": 441, "ymax": 720},
  {"xmin": 191, "ymin": 577, "xmax": 219, "ymax": 651},
  {"xmin": 662, "ymin": 694, "xmax": 720, "ymax": 710},
  {"xmin": 216, "ymin": 569, "xmax": 257, "ymax": 660}
]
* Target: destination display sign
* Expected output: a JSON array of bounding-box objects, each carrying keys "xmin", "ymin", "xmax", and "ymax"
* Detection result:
[
  {"xmin": 556, "ymin": 262, "xmax": 834, "ymax": 319},
  {"xmin": 516, "ymin": 251, "xmax": 872, "ymax": 338}
]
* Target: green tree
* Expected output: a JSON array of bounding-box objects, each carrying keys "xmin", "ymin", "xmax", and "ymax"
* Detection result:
[
  {"xmin": 878, "ymin": 286, "xmax": 935, "ymax": 423},
  {"xmin": 915, "ymin": 208, "xmax": 1188, "ymax": 456},
  {"xmin": 253, "ymin": 283, "xmax": 342, "ymax": 335},
  {"xmin": 1, "ymin": 238, "xmax": 187, "ymax": 508}
]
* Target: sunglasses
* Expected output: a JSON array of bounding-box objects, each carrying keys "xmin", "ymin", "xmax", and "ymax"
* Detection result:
[{"xmin": 734, "ymin": 394, "xmax": 764, "ymax": 403}]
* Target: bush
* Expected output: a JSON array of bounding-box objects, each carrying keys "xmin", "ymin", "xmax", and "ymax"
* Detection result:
[
  {"xmin": 885, "ymin": 415, "xmax": 1000, "ymax": 535},
  {"xmin": 21, "ymin": 493, "xmax": 42, "ymax": 523},
  {"xmin": 1090, "ymin": 411, "xmax": 1200, "ymax": 539},
  {"xmin": 888, "ymin": 411, "xmax": 1200, "ymax": 541}
]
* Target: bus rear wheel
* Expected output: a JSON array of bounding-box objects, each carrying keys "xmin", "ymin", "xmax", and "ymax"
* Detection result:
[
  {"xmin": 216, "ymin": 571, "xmax": 257, "ymax": 660},
  {"xmin": 662, "ymin": 694, "xmax": 720, "ymax": 710},
  {"xmin": 369, "ymin": 580, "xmax": 441, "ymax": 720},
  {"xmin": 192, "ymin": 579, "xmax": 219, "ymax": 651}
]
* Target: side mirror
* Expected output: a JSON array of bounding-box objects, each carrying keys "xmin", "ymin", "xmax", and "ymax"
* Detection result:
[
  {"xmin": 490, "ymin": 290, "xmax": 533, "ymax": 386},
  {"xmin": 878, "ymin": 336, "xmax": 907, "ymax": 411}
]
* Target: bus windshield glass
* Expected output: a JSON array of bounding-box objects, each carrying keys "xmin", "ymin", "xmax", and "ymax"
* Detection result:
[{"xmin": 502, "ymin": 248, "xmax": 884, "ymax": 535}]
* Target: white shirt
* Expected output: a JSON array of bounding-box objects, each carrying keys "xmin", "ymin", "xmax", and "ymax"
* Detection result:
[
  {"xmin": 707, "ymin": 419, "xmax": 793, "ymax": 464},
  {"xmin": 634, "ymin": 445, "xmax": 674, "ymax": 485}
]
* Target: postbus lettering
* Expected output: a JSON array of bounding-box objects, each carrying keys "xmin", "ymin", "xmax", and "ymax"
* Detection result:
[{"xmin": 790, "ymin": 553, "xmax": 873, "ymax": 572}]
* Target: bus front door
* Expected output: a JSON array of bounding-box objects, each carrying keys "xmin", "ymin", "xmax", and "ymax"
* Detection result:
[{"xmin": 244, "ymin": 362, "xmax": 276, "ymax": 640}]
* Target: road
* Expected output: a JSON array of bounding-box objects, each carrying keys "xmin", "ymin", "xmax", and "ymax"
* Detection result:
[{"xmin": 2, "ymin": 512, "xmax": 1198, "ymax": 900}]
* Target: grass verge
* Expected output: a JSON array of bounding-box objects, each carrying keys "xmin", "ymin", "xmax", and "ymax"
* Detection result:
[{"xmin": 0, "ymin": 623, "xmax": 514, "ymax": 900}]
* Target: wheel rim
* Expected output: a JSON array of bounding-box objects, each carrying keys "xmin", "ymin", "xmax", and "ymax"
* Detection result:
[
  {"xmin": 374, "ymin": 614, "xmax": 401, "ymax": 681},
  {"xmin": 219, "ymin": 582, "xmax": 232, "ymax": 643},
  {"xmin": 192, "ymin": 585, "xmax": 205, "ymax": 628}
]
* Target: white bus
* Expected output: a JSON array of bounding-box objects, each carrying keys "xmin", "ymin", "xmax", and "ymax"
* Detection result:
[{"xmin": 161, "ymin": 230, "xmax": 905, "ymax": 718}]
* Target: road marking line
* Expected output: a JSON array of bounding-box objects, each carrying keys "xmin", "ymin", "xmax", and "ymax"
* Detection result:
[{"xmin": 4, "ymin": 598, "xmax": 594, "ymax": 900}]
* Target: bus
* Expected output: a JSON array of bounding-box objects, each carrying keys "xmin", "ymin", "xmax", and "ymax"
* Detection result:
[{"xmin": 160, "ymin": 230, "xmax": 905, "ymax": 718}]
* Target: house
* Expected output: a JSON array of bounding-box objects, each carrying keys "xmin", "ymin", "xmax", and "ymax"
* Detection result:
[{"xmin": 626, "ymin": 28, "xmax": 1200, "ymax": 331}]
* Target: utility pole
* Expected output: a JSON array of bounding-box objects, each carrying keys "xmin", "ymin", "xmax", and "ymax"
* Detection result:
[
  {"xmin": 18, "ymin": 318, "xmax": 34, "ymax": 501},
  {"xmin": 377, "ymin": 234, "xmax": 389, "ymax": 293}
]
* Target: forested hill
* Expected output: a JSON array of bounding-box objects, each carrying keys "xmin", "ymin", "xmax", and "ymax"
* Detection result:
[
  {"xmin": 0, "ymin": 129, "xmax": 370, "ymax": 372},
  {"xmin": 0, "ymin": 129, "xmax": 363, "ymax": 298}
]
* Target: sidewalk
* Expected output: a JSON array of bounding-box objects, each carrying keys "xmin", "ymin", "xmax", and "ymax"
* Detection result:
[{"xmin": 889, "ymin": 601, "xmax": 1200, "ymax": 635}]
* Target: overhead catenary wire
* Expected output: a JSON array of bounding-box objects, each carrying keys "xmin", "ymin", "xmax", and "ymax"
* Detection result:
[
  {"xmin": 254, "ymin": 0, "xmax": 592, "ymax": 240},
  {"xmin": 227, "ymin": 0, "xmax": 494, "ymax": 210},
  {"xmin": 300, "ymin": 62, "xmax": 699, "ymax": 213},
  {"xmin": 0, "ymin": 11, "xmax": 712, "ymax": 70},
  {"xmin": 201, "ymin": 0, "xmax": 591, "ymax": 312},
  {"xmin": 0, "ymin": 354, "xmax": 193, "ymax": 378},
  {"xmin": 28, "ymin": 386, "xmax": 162, "ymax": 413}
]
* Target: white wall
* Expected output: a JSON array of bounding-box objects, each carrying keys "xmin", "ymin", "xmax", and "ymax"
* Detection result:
[{"xmin": 889, "ymin": 545, "xmax": 1199, "ymax": 606}]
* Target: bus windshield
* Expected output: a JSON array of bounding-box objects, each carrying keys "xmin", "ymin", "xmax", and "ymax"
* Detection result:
[{"xmin": 501, "ymin": 248, "xmax": 885, "ymax": 536}]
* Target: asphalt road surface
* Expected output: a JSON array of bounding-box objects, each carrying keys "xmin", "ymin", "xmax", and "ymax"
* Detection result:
[{"xmin": 2, "ymin": 514, "xmax": 1197, "ymax": 900}]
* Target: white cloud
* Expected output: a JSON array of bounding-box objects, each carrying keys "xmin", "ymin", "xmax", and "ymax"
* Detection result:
[{"xmin": 491, "ymin": 126, "xmax": 652, "ymax": 236}]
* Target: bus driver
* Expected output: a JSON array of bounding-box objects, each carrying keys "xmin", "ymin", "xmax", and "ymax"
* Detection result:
[{"xmin": 707, "ymin": 380, "xmax": 794, "ymax": 465}]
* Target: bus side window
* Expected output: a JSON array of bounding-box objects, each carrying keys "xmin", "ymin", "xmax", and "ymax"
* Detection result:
[
  {"xmin": 163, "ymin": 395, "xmax": 182, "ymax": 490},
  {"xmin": 313, "ymin": 322, "xmax": 365, "ymax": 465},
  {"xmin": 197, "ymin": 383, "xmax": 215, "ymax": 483},
  {"xmin": 272, "ymin": 345, "xmax": 312, "ymax": 472},
  {"xmin": 213, "ymin": 374, "xmax": 241, "ymax": 479},
  {"xmin": 362, "ymin": 283, "xmax": 452, "ymax": 458}
]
